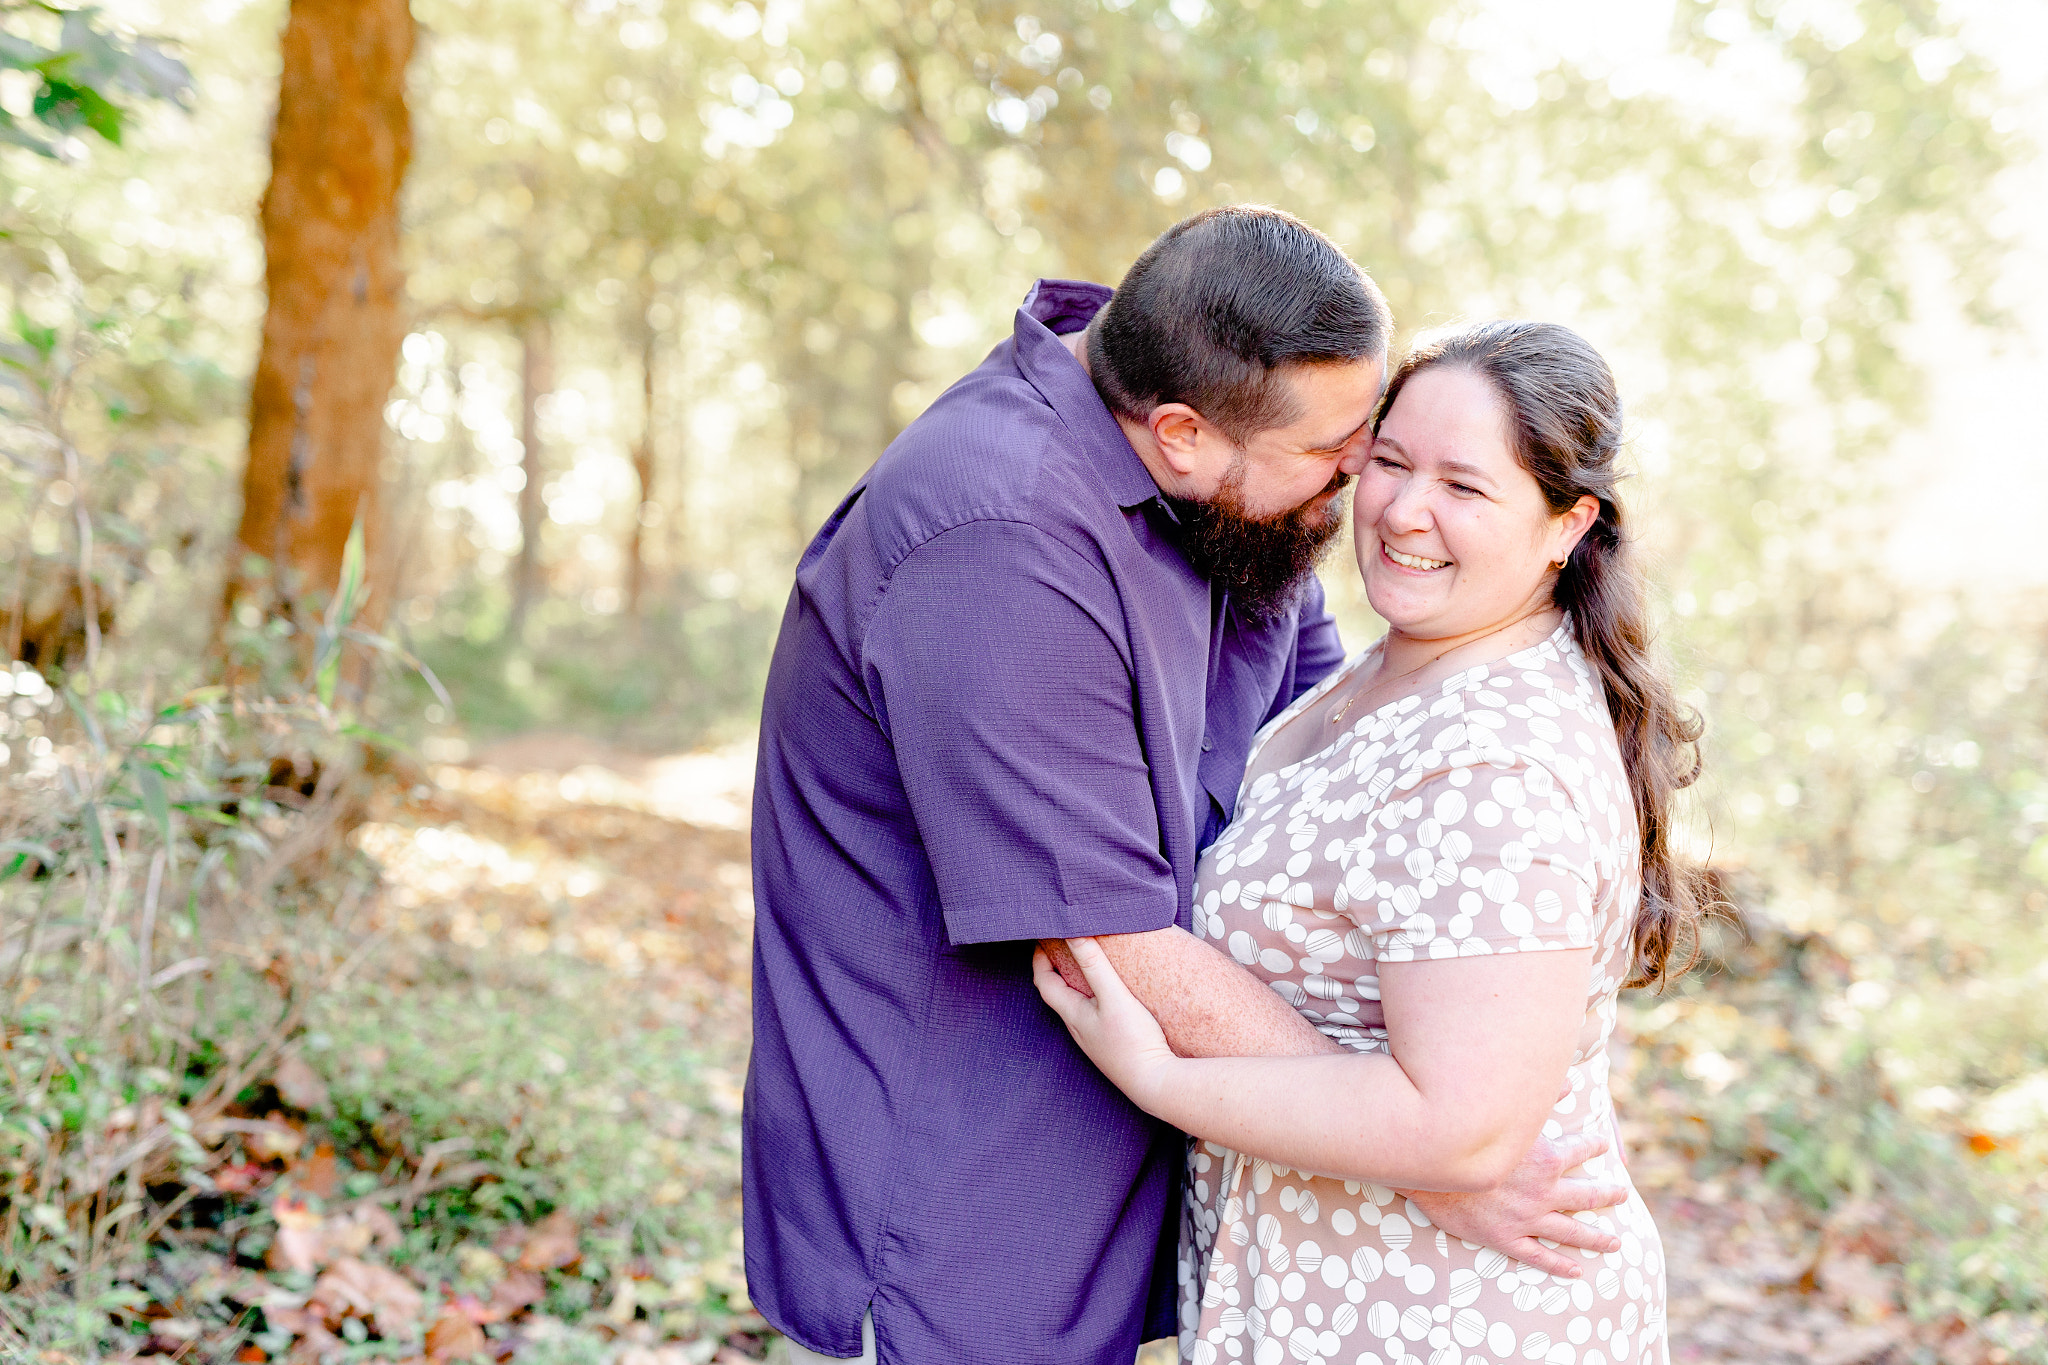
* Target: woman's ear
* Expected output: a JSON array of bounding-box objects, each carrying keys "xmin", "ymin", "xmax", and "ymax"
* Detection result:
[{"xmin": 1554, "ymin": 494, "xmax": 1600, "ymax": 560}]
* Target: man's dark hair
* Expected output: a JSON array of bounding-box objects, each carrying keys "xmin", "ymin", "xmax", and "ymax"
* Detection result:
[{"xmin": 1086, "ymin": 205, "xmax": 1392, "ymax": 443}]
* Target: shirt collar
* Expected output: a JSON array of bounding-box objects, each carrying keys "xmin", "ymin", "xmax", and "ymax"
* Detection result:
[{"xmin": 1013, "ymin": 279, "xmax": 1166, "ymax": 510}]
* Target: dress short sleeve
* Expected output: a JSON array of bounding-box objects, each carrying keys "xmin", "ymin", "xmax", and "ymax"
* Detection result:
[{"xmin": 1333, "ymin": 758, "xmax": 1602, "ymax": 963}]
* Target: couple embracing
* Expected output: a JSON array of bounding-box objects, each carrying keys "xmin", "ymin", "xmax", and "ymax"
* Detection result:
[{"xmin": 744, "ymin": 206, "xmax": 1700, "ymax": 1365}]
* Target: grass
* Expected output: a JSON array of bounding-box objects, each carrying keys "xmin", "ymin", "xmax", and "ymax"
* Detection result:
[{"xmin": 0, "ymin": 660, "xmax": 763, "ymax": 1363}]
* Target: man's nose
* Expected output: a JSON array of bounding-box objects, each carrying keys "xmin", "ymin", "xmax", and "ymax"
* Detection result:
[{"xmin": 1337, "ymin": 438, "xmax": 1371, "ymax": 477}]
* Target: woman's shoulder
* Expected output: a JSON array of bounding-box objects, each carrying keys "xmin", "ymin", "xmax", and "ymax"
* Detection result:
[{"xmin": 1434, "ymin": 625, "xmax": 1618, "ymax": 767}]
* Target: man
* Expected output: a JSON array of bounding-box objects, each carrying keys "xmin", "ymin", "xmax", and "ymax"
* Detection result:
[{"xmin": 746, "ymin": 207, "xmax": 1623, "ymax": 1365}]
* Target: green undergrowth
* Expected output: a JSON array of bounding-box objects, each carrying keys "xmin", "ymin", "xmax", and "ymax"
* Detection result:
[
  {"xmin": 1622, "ymin": 907, "xmax": 2048, "ymax": 1361},
  {"xmin": 5, "ymin": 908, "xmax": 758, "ymax": 1363},
  {"xmin": 0, "ymin": 649, "xmax": 757, "ymax": 1361}
]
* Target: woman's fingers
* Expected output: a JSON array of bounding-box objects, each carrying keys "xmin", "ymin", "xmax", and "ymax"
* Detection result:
[
  {"xmin": 1065, "ymin": 936, "xmax": 1133, "ymax": 1003},
  {"xmin": 1032, "ymin": 947, "xmax": 1084, "ymax": 1020}
]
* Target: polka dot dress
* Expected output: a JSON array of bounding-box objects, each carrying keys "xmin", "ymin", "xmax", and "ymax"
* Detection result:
[{"xmin": 1178, "ymin": 622, "xmax": 1668, "ymax": 1365}]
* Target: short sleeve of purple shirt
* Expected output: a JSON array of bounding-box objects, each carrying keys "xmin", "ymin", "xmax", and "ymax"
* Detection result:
[
  {"xmin": 868, "ymin": 518, "xmax": 1182, "ymax": 945},
  {"xmin": 744, "ymin": 279, "xmax": 1346, "ymax": 1365}
]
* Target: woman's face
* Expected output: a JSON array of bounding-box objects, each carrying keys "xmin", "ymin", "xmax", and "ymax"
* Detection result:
[{"xmin": 1354, "ymin": 365, "xmax": 1596, "ymax": 647}]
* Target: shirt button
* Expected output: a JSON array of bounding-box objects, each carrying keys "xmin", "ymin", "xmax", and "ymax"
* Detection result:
[{"xmin": 1201, "ymin": 736, "xmax": 1213, "ymax": 752}]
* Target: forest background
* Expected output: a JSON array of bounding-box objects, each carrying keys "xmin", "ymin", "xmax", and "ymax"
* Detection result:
[{"xmin": 2, "ymin": 0, "xmax": 2046, "ymax": 1361}]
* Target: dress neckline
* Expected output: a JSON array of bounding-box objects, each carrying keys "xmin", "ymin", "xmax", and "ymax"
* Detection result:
[{"xmin": 1235, "ymin": 618, "xmax": 1578, "ymax": 811}]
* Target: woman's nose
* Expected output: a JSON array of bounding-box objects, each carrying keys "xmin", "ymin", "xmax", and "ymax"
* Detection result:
[{"xmin": 1382, "ymin": 479, "xmax": 1433, "ymax": 532}]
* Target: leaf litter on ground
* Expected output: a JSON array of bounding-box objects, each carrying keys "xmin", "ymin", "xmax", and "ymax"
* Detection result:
[{"xmin": 29, "ymin": 741, "xmax": 767, "ymax": 1364}]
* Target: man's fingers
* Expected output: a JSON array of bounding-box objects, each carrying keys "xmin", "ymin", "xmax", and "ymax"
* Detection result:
[
  {"xmin": 1551, "ymin": 1129, "xmax": 1611, "ymax": 1171},
  {"xmin": 1554, "ymin": 1178, "xmax": 1629, "ymax": 1215},
  {"xmin": 1533, "ymin": 1212, "xmax": 1623, "ymax": 1255},
  {"xmin": 1502, "ymin": 1238, "xmax": 1584, "ymax": 1279}
]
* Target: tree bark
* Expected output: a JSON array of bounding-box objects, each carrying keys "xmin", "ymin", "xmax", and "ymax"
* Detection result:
[
  {"xmin": 509, "ymin": 315, "xmax": 552, "ymax": 638},
  {"xmin": 228, "ymin": 0, "xmax": 414, "ymax": 633},
  {"xmin": 625, "ymin": 316, "xmax": 657, "ymax": 620}
]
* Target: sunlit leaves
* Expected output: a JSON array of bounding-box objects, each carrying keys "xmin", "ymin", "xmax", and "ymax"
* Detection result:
[{"xmin": 0, "ymin": 5, "xmax": 192, "ymax": 157}]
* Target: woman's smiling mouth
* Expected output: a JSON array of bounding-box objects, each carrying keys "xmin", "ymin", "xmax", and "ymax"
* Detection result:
[{"xmin": 1382, "ymin": 542, "xmax": 1451, "ymax": 572}]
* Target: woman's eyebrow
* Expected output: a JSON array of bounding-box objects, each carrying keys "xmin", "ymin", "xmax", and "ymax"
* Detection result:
[
  {"xmin": 1441, "ymin": 459, "xmax": 1497, "ymax": 483},
  {"xmin": 1373, "ymin": 435, "xmax": 1410, "ymax": 457}
]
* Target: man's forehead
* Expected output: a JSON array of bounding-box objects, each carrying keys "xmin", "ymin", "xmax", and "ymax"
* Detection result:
[{"xmin": 1277, "ymin": 354, "xmax": 1387, "ymax": 446}]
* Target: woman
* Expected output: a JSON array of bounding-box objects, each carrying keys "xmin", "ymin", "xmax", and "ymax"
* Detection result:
[{"xmin": 1036, "ymin": 321, "xmax": 1704, "ymax": 1365}]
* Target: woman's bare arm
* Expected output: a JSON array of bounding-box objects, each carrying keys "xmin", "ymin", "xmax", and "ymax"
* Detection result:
[{"xmin": 1035, "ymin": 936, "xmax": 1591, "ymax": 1193}]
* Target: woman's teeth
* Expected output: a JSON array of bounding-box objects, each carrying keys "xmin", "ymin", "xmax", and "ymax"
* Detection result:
[{"xmin": 1384, "ymin": 545, "xmax": 1449, "ymax": 571}]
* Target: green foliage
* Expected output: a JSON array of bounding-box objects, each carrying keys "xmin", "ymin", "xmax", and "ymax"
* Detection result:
[
  {"xmin": 311, "ymin": 966, "xmax": 742, "ymax": 1254},
  {"xmin": 0, "ymin": 3, "xmax": 191, "ymax": 156},
  {"xmin": 0, "ymin": 667, "xmax": 367, "ymax": 1363}
]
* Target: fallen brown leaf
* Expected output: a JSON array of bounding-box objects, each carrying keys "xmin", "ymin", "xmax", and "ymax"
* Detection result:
[
  {"xmin": 274, "ymin": 1053, "xmax": 331, "ymax": 1113},
  {"xmin": 488, "ymin": 1268, "xmax": 545, "ymax": 1319},
  {"xmin": 268, "ymin": 1195, "xmax": 327, "ymax": 1275},
  {"xmin": 294, "ymin": 1143, "xmax": 340, "ymax": 1199},
  {"xmin": 310, "ymin": 1256, "xmax": 424, "ymax": 1334},
  {"xmin": 424, "ymin": 1309, "xmax": 486, "ymax": 1362},
  {"xmin": 214, "ymin": 1162, "xmax": 269, "ymax": 1194},
  {"xmin": 513, "ymin": 1210, "xmax": 579, "ymax": 1271}
]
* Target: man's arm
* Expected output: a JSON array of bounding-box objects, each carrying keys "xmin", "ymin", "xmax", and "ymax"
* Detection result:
[{"xmin": 1039, "ymin": 928, "xmax": 1343, "ymax": 1058}]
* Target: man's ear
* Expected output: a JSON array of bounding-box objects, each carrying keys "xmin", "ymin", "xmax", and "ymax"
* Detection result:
[{"xmin": 1148, "ymin": 403, "xmax": 1228, "ymax": 482}]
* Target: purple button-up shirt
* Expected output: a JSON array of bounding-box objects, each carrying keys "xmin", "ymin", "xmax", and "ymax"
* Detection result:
[{"xmin": 744, "ymin": 280, "xmax": 1345, "ymax": 1364}]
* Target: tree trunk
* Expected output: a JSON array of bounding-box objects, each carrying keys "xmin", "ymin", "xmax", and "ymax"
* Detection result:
[
  {"xmin": 509, "ymin": 315, "xmax": 552, "ymax": 639},
  {"xmin": 625, "ymin": 317, "xmax": 657, "ymax": 620},
  {"xmin": 228, "ymin": 0, "xmax": 414, "ymax": 634}
]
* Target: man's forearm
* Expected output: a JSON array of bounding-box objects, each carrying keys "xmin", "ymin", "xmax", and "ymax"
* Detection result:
[{"xmin": 1040, "ymin": 928, "xmax": 1343, "ymax": 1058}]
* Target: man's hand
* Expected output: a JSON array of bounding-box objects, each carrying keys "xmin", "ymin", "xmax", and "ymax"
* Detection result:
[{"xmin": 1401, "ymin": 1132, "xmax": 1627, "ymax": 1278}]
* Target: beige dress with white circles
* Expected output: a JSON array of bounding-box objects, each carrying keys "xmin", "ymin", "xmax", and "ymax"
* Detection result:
[{"xmin": 1178, "ymin": 622, "xmax": 1668, "ymax": 1365}]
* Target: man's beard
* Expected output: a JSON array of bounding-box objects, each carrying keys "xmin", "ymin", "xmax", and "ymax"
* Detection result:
[{"xmin": 1164, "ymin": 462, "xmax": 1350, "ymax": 624}]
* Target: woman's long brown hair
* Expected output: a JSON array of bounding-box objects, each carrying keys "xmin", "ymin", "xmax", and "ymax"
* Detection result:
[{"xmin": 1374, "ymin": 320, "xmax": 1709, "ymax": 988}]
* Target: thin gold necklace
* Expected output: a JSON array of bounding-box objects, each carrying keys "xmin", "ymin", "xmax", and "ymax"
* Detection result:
[{"xmin": 1327, "ymin": 616, "xmax": 1542, "ymax": 726}]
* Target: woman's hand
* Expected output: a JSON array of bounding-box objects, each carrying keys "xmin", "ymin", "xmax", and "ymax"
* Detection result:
[{"xmin": 1032, "ymin": 937, "xmax": 1180, "ymax": 1112}]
